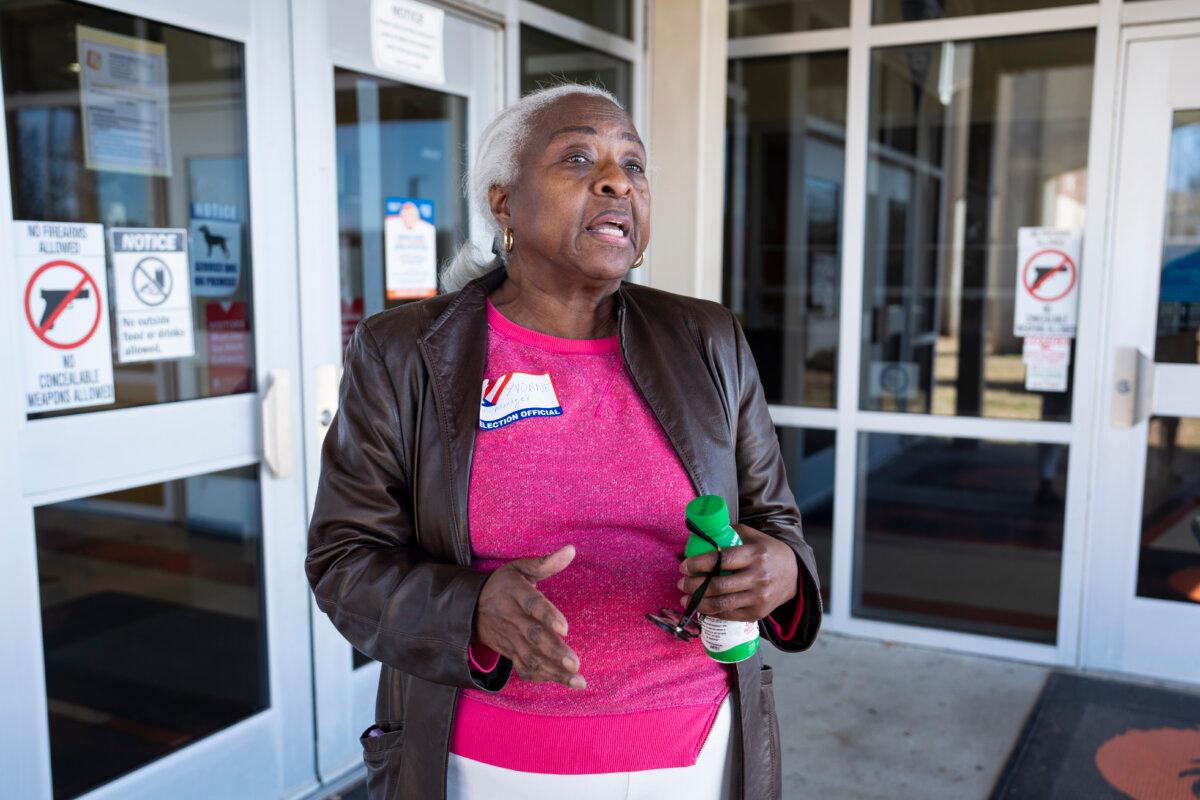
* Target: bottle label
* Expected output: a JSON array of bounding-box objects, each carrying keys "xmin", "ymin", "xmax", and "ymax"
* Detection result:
[{"xmin": 700, "ymin": 615, "xmax": 759, "ymax": 653}]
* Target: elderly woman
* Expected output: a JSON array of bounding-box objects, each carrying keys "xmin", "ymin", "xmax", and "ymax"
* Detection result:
[{"xmin": 306, "ymin": 83, "xmax": 822, "ymax": 800}]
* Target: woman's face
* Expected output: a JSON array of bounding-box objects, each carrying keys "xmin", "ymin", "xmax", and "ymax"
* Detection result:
[{"xmin": 494, "ymin": 93, "xmax": 649, "ymax": 285}]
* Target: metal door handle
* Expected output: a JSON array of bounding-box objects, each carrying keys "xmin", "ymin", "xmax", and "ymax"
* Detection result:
[
  {"xmin": 1111, "ymin": 346, "xmax": 1152, "ymax": 428},
  {"xmin": 315, "ymin": 363, "xmax": 343, "ymax": 446},
  {"xmin": 261, "ymin": 368, "xmax": 294, "ymax": 478}
]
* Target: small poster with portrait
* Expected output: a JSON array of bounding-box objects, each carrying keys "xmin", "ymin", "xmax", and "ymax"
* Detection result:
[{"xmin": 384, "ymin": 196, "xmax": 438, "ymax": 300}]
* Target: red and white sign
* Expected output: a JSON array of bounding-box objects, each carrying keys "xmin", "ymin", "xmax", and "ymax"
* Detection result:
[
  {"xmin": 1022, "ymin": 336, "xmax": 1071, "ymax": 393},
  {"xmin": 205, "ymin": 301, "xmax": 252, "ymax": 396},
  {"xmin": 1014, "ymin": 227, "xmax": 1082, "ymax": 337},
  {"xmin": 16, "ymin": 221, "xmax": 115, "ymax": 413}
]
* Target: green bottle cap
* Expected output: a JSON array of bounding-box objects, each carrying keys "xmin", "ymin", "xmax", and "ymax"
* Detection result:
[{"xmin": 686, "ymin": 495, "xmax": 730, "ymax": 533}]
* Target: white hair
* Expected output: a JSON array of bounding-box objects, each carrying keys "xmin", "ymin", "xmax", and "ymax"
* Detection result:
[{"xmin": 440, "ymin": 83, "xmax": 625, "ymax": 293}]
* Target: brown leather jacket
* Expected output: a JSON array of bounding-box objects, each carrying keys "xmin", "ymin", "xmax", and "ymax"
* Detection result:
[{"xmin": 306, "ymin": 265, "xmax": 822, "ymax": 799}]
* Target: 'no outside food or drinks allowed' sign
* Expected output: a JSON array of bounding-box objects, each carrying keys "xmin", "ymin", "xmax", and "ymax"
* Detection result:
[
  {"xmin": 17, "ymin": 221, "xmax": 115, "ymax": 413},
  {"xmin": 110, "ymin": 227, "xmax": 195, "ymax": 362}
]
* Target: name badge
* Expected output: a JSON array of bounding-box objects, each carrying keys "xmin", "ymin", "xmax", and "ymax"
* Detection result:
[{"xmin": 479, "ymin": 371, "xmax": 563, "ymax": 430}]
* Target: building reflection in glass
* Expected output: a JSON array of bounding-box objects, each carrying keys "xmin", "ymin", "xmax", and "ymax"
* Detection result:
[
  {"xmin": 35, "ymin": 466, "xmax": 267, "ymax": 799},
  {"xmin": 854, "ymin": 433, "xmax": 1067, "ymax": 643},
  {"xmin": 725, "ymin": 51, "xmax": 848, "ymax": 408},
  {"xmin": 778, "ymin": 427, "xmax": 835, "ymax": 609},
  {"xmin": 520, "ymin": 25, "xmax": 632, "ymax": 108},
  {"xmin": 1155, "ymin": 110, "xmax": 1200, "ymax": 367},
  {"xmin": 860, "ymin": 31, "xmax": 1095, "ymax": 421}
]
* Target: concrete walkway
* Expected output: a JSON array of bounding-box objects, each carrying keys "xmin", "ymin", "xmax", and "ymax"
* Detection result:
[
  {"xmin": 332, "ymin": 632, "xmax": 1051, "ymax": 800},
  {"xmin": 764, "ymin": 632, "xmax": 1049, "ymax": 799}
]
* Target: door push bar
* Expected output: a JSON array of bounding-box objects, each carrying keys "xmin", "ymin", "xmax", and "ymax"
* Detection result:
[
  {"xmin": 1111, "ymin": 346, "xmax": 1153, "ymax": 429},
  {"xmin": 261, "ymin": 368, "xmax": 294, "ymax": 478},
  {"xmin": 314, "ymin": 363, "xmax": 342, "ymax": 448}
]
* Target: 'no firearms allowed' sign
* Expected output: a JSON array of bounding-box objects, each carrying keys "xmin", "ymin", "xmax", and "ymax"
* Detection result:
[
  {"xmin": 1013, "ymin": 227, "xmax": 1082, "ymax": 338},
  {"xmin": 17, "ymin": 221, "xmax": 115, "ymax": 412}
]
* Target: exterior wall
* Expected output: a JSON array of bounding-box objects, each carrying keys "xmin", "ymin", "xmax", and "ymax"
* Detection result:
[{"xmin": 646, "ymin": 0, "xmax": 729, "ymax": 302}]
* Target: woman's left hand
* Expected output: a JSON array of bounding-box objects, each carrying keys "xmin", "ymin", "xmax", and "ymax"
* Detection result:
[{"xmin": 677, "ymin": 525, "xmax": 799, "ymax": 622}]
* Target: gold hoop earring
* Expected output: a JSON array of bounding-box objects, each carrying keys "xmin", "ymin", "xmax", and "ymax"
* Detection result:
[
  {"xmin": 503, "ymin": 227, "xmax": 514, "ymax": 253},
  {"xmin": 632, "ymin": 251, "xmax": 644, "ymax": 268}
]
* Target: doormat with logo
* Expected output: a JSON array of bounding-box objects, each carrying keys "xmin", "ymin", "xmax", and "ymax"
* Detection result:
[{"xmin": 991, "ymin": 671, "xmax": 1200, "ymax": 799}]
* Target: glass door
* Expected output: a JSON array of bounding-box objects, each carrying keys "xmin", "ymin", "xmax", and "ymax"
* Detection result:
[
  {"xmin": 291, "ymin": 0, "xmax": 500, "ymax": 781},
  {"xmin": 1085, "ymin": 25, "xmax": 1200, "ymax": 685},
  {"xmin": 0, "ymin": 1, "xmax": 314, "ymax": 798}
]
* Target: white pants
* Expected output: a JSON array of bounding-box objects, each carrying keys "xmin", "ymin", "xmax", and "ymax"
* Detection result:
[{"xmin": 446, "ymin": 694, "xmax": 736, "ymax": 800}]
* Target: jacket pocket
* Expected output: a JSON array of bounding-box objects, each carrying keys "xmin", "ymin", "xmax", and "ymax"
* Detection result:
[
  {"xmin": 759, "ymin": 664, "xmax": 782, "ymax": 800},
  {"xmin": 360, "ymin": 722, "xmax": 404, "ymax": 799}
]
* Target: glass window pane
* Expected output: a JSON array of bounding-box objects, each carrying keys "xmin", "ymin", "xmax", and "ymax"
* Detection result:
[
  {"xmin": 854, "ymin": 434, "xmax": 1066, "ymax": 643},
  {"xmin": 873, "ymin": 0, "xmax": 1092, "ymax": 24},
  {"xmin": 520, "ymin": 25, "xmax": 632, "ymax": 110},
  {"xmin": 1155, "ymin": 110, "xmax": 1200, "ymax": 365},
  {"xmin": 35, "ymin": 466, "xmax": 267, "ymax": 799},
  {"xmin": 729, "ymin": 0, "xmax": 850, "ymax": 36},
  {"xmin": 528, "ymin": 0, "xmax": 632, "ymax": 38},
  {"xmin": 1, "ymin": 1, "xmax": 257, "ymax": 419},
  {"xmin": 861, "ymin": 32, "xmax": 1094, "ymax": 421},
  {"xmin": 778, "ymin": 427, "xmax": 834, "ymax": 609},
  {"xmin": 725, "ymin": 52, "xmax": 847, "ymax": 408},
  {"xmin": 333, "ymin": 69, "xmax": 468, "ymax": 351},
  {"xmin": 1137, "ymin": 416, "xmax": 1200, "ymax": 605}
]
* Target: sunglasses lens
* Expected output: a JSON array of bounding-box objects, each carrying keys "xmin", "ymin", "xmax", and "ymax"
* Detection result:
[
  {"xmin": 645, "ymin": 609, "xmax": 702, "ymax": 640},
  {"xmin": 649, "ymin": 526, "xmax": 723, "ymax": 641}
]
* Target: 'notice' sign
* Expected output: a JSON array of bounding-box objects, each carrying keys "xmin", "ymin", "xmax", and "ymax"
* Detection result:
[
  {"xmin": 110, "ymin": 227, "xmax": 195, "ymax": 363},
  {"xmin": 372, "ymin": 0, "xmax": 445, "ymax": 84}
]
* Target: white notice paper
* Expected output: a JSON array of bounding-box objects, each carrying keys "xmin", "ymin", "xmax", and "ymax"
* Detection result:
[
  {"xmin": 110, "ymin": 228, "xmax": 195, "ymax": 363},
  {"xmin": 16, "ymin": 221, "xmax": 116, "ymax": 413},
  {"xmin": 372, "ymin": 0, "xmax": 445, "ymax": 84},
  {"xmin": 1022, "ymin": 336, "xmax": 1071, "ymax": 392},
  {"xmin": 77, "ymin": 25, "xmax": 172, "ymax": 177},
  {"xmin": 1013, "ymin": 227, "xmax": 1082, "ymax": 338}
]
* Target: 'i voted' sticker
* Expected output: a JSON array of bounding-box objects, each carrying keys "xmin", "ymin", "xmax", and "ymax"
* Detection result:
[{"xmin": 479, "ymin": 371, "xmax": 562, "ymax": 430}]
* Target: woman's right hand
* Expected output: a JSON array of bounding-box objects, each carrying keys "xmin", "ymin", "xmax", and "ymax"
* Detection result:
[{"xmin": 474, "ymin": 544, "xmax": 586, "ymax": 689}]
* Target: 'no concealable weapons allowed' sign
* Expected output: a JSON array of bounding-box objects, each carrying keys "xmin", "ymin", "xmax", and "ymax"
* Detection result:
[{"xmin": 17, "ymin": 221, "xmax": 115, "ymax": 413}]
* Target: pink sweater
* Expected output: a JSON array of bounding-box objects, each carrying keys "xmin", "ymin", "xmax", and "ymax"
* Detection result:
[{"xmin": 449, "ymin": 299, "xmax": 801, "ymax": 774}]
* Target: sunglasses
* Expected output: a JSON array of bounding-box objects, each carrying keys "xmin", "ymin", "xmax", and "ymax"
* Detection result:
[{"xmin": 645, "ymin": 519, "xmax": 723, "ymax": 641}]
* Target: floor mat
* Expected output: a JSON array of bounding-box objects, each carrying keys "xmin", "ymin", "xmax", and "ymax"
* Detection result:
[
  {"xmin": 41, "ymin": 591, "xmax": 265, "ymax": 798},
  {"xmin": 992, "ymin": 671, "xmax": 1200, "ymax": 799}
]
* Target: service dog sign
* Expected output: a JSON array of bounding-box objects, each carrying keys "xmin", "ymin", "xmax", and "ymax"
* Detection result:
[{"xmin": 189, "ymin": 202, "xmax": 241, "ymax": 298}]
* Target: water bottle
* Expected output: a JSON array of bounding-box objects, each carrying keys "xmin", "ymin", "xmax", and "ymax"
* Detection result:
[{"xmin": 685, "ymin": 495, "xmax": 760, "ymax": 663}]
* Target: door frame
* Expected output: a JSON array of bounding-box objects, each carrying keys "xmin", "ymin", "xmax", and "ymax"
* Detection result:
[
  {"xmin": 1081, "ymin": 18, "xmax": 1200, "ymax": 686},
  {"xmin": 293, "ymin": 0, "xmax": 652, "ymax": 783},
  {"xmin": 0, "ymin": 1, "xmax": 315, "ymax": 798},
  {"xmin": 720, "ymin": 0, "xmax": 1200, "ymax": 681},
  {"xmin": 290, "ymin": 0, "xmax": 504, "ymax": 781}
]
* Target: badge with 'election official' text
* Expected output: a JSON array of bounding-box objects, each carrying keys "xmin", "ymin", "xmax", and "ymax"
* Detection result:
[{"xmin": 479, "ymin": 371, "xmax": 562, "ymax": 430}]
